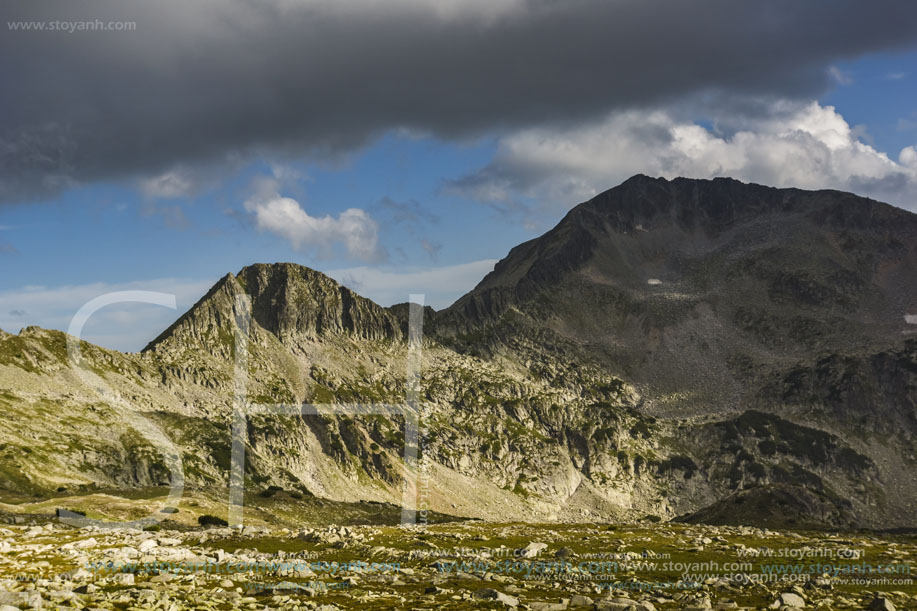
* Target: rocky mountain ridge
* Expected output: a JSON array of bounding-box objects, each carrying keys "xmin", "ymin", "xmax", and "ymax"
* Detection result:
[{"xmin": 1, "ymin": 175, "xmax": 915, "ymax": 529}]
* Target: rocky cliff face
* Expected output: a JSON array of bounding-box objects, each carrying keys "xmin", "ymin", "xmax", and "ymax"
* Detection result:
[
  {"xmin": 236, "ymin": 263, "xmax": 402, "ymax": 344},
  {"xmin": 435, "ymin": 175, "xmax": 917, "ymax": 526},
  {"xmin": 1, "ymin": 176, "xmax": 915, "ymax": 528},
  {"xmin": 147, "ymin": 263, "xmax": 401, "ymax": 355},
  {"xmin": 440, "ymin": 174, "xmax": 917, "ymax": 378}
]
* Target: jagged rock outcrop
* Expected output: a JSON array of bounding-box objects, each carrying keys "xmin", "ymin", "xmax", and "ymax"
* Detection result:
[
  {"xmin": 147, "ymin": 263, "xmax": 402, "ymax": 355},
  {"xmin": 237, "ymin": 263, "xmax": 402, "ymax": 344}
]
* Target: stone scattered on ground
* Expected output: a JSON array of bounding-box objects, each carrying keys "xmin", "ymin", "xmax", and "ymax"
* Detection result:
[{"xmin": 0, "ymin": 519, "xmax": 913, "ymax": 610}]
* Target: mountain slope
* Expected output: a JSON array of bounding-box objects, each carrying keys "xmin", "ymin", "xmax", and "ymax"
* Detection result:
[
  {"xmin": 435, "ymin": 175, "xmax": 917, "ymax": 525},
  {"xmin": 439, "ymin": 175, "xmax": 917, "ymax": 402},
  {"xmin": 1, "ymin": 262, "xmax": 651, "ymax": 523},
  {"xmin": 1, "ymin": 176, "xmax": 915, "ymax": 528}
]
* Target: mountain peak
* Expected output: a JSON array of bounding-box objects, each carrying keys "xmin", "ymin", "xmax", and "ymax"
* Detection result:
[
  {"xmin": 440, "ymin": 176, "xmax": 917, "ymax": 337},
  {"xmin": 582, "ymin": 174, "xmax": 908, "ymax": 234},
  {"xmin": 144, "ymin": 262, "xmax": 401, "ymax": 353},
  {"xmin": 236, "ymin": 262, "xmax": 401, "ymax": 343},
  {"xmin": 620, "ymin": 173, "xmax": 667, "ymax": 185}
]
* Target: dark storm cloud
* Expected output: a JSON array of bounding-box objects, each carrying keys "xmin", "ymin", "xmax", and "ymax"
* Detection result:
[{"xmin": 2, "ymin": 0, "xmax": 917, "ymax": 202}]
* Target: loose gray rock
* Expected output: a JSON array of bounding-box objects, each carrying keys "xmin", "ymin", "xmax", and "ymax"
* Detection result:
[
  {"xmin": 868, "ymin": 597, "xmax": 896, "ymax": 611},
  {"xmin": 569, "ymin": 594, "xmax": 594, "ymax": 606},
  {"xmin": 474, "ymin": 588, "xmax": 520, "ymax": 607},
  {"xmin": 596, "ymin": 598, "xmax": 656, "ymax": 611},
  {"xmin": 773, "ymin": 592, "xmax": 806, "ymax": 608},
  {"xmin": 521, "ymin": 542, "xmax": 548, "ymax": 558}
]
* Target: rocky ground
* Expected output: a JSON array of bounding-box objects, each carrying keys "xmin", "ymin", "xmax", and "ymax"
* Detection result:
[{"xmin": 0, "ymin": 509, "xmax": 913, "ymax": 610}]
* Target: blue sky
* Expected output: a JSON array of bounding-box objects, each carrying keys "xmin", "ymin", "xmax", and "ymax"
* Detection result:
[
  {"xmin": 0, "ymin": 134, "xmax": 524, "ymax": 350},
  {"xmin": 2, "ymin": 1, "xmax": 917, "ymax": 351}
]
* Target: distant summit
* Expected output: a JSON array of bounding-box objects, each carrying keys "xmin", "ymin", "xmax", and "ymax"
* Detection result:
[
  {"xmin": 145, "ymin": 262, "xmax": 402, "ymax": 354},
  {"xmin": 442, "ymin": 174, "xmax": 917, "ymax": 332}
]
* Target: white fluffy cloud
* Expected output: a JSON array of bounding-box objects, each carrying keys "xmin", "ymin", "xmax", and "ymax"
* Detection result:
[
  {"xmin": 243, "ymin": 183, "xmax": 383, "ymax": 262},
  {"xmin": 452, "ymin": 101, "xmax": 917, "ymax": 213},
  {"xmin": 901, "ymin": 145, "xmax": 917, "ymax": 168}
]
